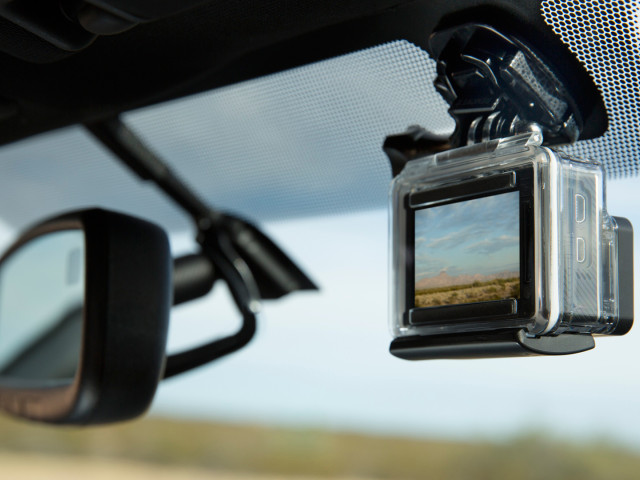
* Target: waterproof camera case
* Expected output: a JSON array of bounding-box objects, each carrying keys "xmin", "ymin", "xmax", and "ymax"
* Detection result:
[{"xmin": 389, "ymin": 133, "xmax": 633, "ymax": 359}]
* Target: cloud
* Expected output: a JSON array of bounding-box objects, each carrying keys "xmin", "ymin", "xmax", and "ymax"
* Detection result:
[
  {"xmin": 424, "ymin": 225, "xmax": 474, "ymax": 250},
  {"xmin": 428, "ymin": 192, "xmax": 518, "ymax": 227},
  {"xmin": 415, "ymin": 191, "xmax": 520, "ymax": 252},
  {"xmin": 414, "ymin": 252, "xmax": 447, "ymax": 280},
  {"xmin": 464, "ymin": 235, "xmax": 519, "ymax": 255},
  {"xmin": 417, "ymin": 265, "xmax": 464, "ymax": 277}
]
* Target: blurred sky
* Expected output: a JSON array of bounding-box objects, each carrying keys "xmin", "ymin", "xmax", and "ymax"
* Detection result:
[
  {"xmin": 146, "ymin": 177, "xmax": 640, "ymax": 451},
  {"xmin": 0, "ymin": 154, "xmax": 637, "ymax": 449},
  {"xmin": 0, "ymin": 37, "xmax": 637, "ymax": 451}
]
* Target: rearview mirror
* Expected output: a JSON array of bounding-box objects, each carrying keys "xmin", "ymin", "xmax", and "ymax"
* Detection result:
[{"xmin": 0, "ymin": 209, "xmax": 171, "ymax": 424}]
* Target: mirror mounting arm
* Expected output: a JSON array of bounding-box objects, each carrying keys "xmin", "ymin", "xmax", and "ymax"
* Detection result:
[
  {"xmin": 85, "ymin": 117, "xmax": 316, "ymax": 378},
  {"xmin": 85, "ymin": 117, "xmax": 216, "ymax": 225}
]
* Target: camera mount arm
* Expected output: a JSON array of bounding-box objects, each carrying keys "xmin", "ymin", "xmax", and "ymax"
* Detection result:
[
  {"xmin": 383, "ymin": 24, "xmax": 621, "ymax": 361},
  {"xmin": 432, "ymin": 24, "xmax": 585, "ymax": 147},
  {"xmin": 384, "ymin": 23, "xmax": 595, "ymax": 175}
]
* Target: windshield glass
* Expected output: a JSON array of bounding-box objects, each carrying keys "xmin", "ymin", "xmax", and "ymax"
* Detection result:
[{"xmin": 0, "ymin": 24, "xmax": 638, "ymax": 480}]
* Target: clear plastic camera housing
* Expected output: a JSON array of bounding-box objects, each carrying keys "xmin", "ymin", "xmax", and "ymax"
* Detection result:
[{"xmin": 390, "ymin": 132, "xmax": 626, "ymax": 339}]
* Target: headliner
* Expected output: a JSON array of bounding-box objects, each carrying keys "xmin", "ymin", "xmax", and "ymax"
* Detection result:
[{"xmin": 0, "ymin": 0, "xmax": 605, "ymax": 146}]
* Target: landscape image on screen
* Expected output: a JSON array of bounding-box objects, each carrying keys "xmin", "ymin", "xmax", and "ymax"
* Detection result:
[{"xmin": 414, "ymin": 191, "xmax": 520, "ymax": 308}]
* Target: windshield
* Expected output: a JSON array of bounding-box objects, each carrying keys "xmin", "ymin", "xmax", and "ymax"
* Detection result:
[{"xmin": 0, "ymin": 6, "xmax": 638, "ymax": 478}]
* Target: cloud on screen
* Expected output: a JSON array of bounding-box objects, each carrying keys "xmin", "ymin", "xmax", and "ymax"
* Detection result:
[
  {"xmin": 465, "ymin": 235, "xmax": 519, "ymax": 255},
  {"xmin": 414, "ymin": 191, "xmax": 520, "ymax": 279},
  {"xmin": 425, "ymin": 225, "xmax": 475, "ymax": 250}
]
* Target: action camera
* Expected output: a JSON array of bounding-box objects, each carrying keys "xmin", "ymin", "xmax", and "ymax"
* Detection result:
[{"xmin": 389, "ymin": 133, "xmax": 633, "ymax": 359}]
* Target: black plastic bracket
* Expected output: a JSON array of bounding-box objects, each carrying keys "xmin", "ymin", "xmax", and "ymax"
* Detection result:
[
  {"xmin": 0, "ymin": 0, "xmax": 97, "ymax": 51},
  {"xmin": 383, "ymin": 23, "xmax": 590, "ymax": 176},
  {"xmin": 431, "ymin": 23, "xmax": 584, "ymax": 147},
  {"xmin": 390, "ymin": 329, "xmax": 595, "ymax": 360},
  {"xmin": 383, "ymin": 126, "xmax": 451, "ymax": 178},
  {"xmin": 429, "ymin": 24, "xmax": 583, "ymax": 146},
  {"xmin": 383, "ymin": 23, "xmax": 608, "ymax": 360}
]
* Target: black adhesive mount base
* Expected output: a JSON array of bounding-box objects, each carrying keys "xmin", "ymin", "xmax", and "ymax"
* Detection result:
[
  {"xmin": 382, "ymin": 22, "xmax": 602, "ymax": 172},
  {"xmin": 431, "ymin": 23, "xmax": 585, "ymax": 147},
  {"xmin": 390, "ymin": 329, "xmax": 595, "ymax": 360}
]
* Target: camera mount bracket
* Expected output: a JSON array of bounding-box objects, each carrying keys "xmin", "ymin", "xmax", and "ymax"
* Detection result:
[
  {"xmin": 390, "ymin": 329, "xmax": 595, "ymax": 360},
  {"xmin": 383, "ymin": 24, "xmax": 614, "ymax": 360},
  {"xmin": 384, "ymin": 23, "xmax": 589, "ymax": 176},
  {"xmin": 432, "ymin": 23, "xmax": 583, "ymax": 147}
]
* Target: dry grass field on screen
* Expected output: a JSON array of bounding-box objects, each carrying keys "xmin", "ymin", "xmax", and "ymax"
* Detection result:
[{"xmin": 415, "ymin": 277, "xmax": 520, "ymax": 307}]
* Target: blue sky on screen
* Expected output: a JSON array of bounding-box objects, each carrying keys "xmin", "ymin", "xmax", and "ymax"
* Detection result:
[{"xmin": 414, "ymin": 191, "xmax": 520, "ymax": 281}]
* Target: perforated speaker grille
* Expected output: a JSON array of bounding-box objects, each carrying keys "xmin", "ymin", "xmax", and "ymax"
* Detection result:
[{"xmin": 542, "ymin": 0, "xmax": 640, "ymax": 178}]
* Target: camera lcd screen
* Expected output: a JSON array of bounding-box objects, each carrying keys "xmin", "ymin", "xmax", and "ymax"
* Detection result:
[{"xmin": 413, "ymin": 191, "xmax": 520, "ymax": 308}]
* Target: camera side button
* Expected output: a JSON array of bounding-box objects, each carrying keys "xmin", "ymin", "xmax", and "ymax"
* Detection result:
[
  {"xmin": 575, "ymin": 194, "xmax": 586, "ymax": 223},
  {"xmin": 576, "ymin": 237, "xmax": 586, "ymax": 263}
]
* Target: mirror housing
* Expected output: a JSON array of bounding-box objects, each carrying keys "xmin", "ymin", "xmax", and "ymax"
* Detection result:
[{"xmin": 0, "ymin": 209, "xmax": 171, "ymax": 424}]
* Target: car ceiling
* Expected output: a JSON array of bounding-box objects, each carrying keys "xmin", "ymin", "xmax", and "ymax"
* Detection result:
[
  {"xmin": 0, "ymin": 0, "xmax": 606, "ymax": 146},
  {"xmin": 0, "ymin": 41, "xmax": 454, "ymax": 235},
  {"xmin": 0, "ymin": 0, "xmax": 636, "ymax": 238}
]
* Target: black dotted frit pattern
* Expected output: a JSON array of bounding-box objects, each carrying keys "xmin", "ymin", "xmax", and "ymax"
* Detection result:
[
  {"xmin": 542, "ymin": 0, "xmax": 640, "ymax": 178},
  {"xmin": 126, "ymin": 41, "xmax": 454, "ymax": 221}
]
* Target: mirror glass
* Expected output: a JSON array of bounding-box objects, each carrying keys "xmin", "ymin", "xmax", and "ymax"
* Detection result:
[{"xmin": 0, "ymin": 230, "xmax": 84, "ymax": 384}]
